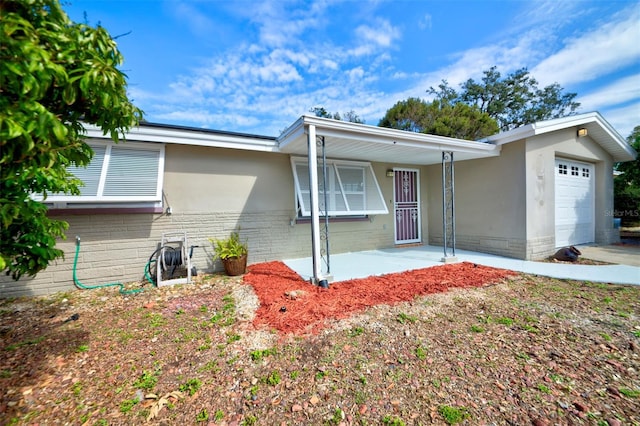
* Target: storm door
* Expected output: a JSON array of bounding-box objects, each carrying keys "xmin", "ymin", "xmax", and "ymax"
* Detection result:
[{"xmin": 393, "ymin": 169, "xmax": 421, "ymax": 244}]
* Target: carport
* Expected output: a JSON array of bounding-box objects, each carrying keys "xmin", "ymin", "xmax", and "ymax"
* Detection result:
[{"xmin": 277, "ymin": 115, "xmax": 502, "ymax": 285}]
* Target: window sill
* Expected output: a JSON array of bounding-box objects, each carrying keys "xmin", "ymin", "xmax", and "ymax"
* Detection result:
[
  {"xmin": 47, "ymin": 206, "xmax": 164, "ymax": 216},
  {"xmin": 294, "ymin": 216, "xmax": 369, "ymax": 224}
]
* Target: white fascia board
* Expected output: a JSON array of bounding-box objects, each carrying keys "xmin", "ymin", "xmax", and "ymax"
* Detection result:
[{"xmin": 83, "ymin": 123, "xmax": 279, "ymax": 152}]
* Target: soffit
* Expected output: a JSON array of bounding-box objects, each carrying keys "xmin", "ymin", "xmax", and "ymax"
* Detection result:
[{"xmin": 278, "ymin": 115, "xmax": 500, "ymax": 165}]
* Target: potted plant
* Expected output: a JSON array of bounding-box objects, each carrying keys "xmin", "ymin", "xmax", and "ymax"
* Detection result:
[{"xmin": 209, "ymin": 232, "xmax": 248, "ymax": 276}]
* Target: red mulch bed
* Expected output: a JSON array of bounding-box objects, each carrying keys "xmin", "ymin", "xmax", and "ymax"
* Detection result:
[{"xmin": 243, "ymin": 261, "xmax": 516, "ymax": 336}]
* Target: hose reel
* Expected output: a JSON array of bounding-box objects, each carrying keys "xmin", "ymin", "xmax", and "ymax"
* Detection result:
[{"xmin": 156, "ymin": 231, "xmax": 193, "ymax": 287}]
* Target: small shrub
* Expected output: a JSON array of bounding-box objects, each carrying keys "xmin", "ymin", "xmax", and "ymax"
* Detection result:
[{"xmin": 470, "ymin": 324, "xmax": 484, "ymax": 333}]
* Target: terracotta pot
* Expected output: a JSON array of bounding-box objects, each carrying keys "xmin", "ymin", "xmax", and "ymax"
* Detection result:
[{"xmin": 222, "ymin": 254, "xmax": 247, "ymax": 276}]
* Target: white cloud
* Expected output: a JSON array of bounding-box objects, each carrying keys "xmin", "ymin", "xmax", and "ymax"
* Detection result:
[
  {"xmin": 532, "ymin": 6, "xmax": 640, "ymax": 86},
  {"xmin": 578, "ymin": 74, "xmax": 640, "ymax": 111},
  {"xmin": 601, "ymin": 102, "xmax": 640, "ymax": 138}
]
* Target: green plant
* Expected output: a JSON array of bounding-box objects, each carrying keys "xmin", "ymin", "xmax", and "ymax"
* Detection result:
[
  {"xmin": 265, "ymin": 370, "xmax": 281, "ymax": 386},
  {"xmin": 537, "ymin": 384, "xmax": 551, "ymax": 394},
  {"xmin": 382, "ymin": 414, "xmax": 406, "ymax": 426},
  {"xmin": 438, "ymin": 405, "xmax": 470, "ymax": 425},
  {"xmin": 619, "ymin": 388, "xmax": 640, "ymax": 398},
  {"xmin": 213, "ymin": 409, "xmax": 224, "ymax": 422},
  {"xmin": 209, "ymin": 232, "xmax": 248, "ymax": 260},
  {"xmin": 331, "ymin": 407, "xmax": 345, "ymax": 424},
  {"xmin": 397, "ymin": 312, "xmax": 417, "ymax": 324},
  {"xmin": 196, "ymin": 408, "xmax": 209, "ymax": 422},
  {"xmin": 633, "ymin": 330, "xmax": 640, "ymax": 338},
  {"xmin": 179, "ymin": 378, "xmax": 202, "ymax": 396},
  {"xmin": 120, "ymin": 398, "xmax": 138, "ymax": 413},
  {"xmin": 133, "ymin": 370, "xmax": 160, "ymax": 391},
  {"xmin": 415, "ymin": 345, "xmax": 427, "ymax": 360},
  {"xmin": 470, "ymin": 324, "xmax": 484, "ymax": 333},
  {"xmin": 496, "ymin": 317, "xmax": 514, "ymax": 326},
  {"xmin": 290, "ymin": 370, "xmax": 299, "ymax": 380},
  {"xmin": 76, "ymin": 344, "xmax": 89, "ymax": 353},
  {"xmin": 349, "ymin": 326, "xmax": 364, "ymax": 337},
  {"xmin": 250, "ymin": 347, "xmax": 277, "ymax": 362},
  {"xmin": 242, "ymin": 415, "xmax": 257, "ymax": 425}
]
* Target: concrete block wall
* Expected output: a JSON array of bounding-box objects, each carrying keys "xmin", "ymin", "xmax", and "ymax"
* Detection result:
[
  {"xmin": 525, "ymin": 236, "xmax": 556, "ymax": 260},
  {"xmin": 0, "ymin": 211, "xmax": 395, "ymax": 298},
  {"xmin": 429, "ymin": 233, "xmax": 527, "ymax": 259}
]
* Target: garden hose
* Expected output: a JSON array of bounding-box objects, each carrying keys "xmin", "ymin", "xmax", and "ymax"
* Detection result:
[{"xmin": 73, "ymin": 236, "xmax": 145, "ymax": 295}]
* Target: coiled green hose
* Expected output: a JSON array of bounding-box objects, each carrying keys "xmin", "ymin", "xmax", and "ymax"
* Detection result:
[{"xmin": 73, "ymin": 236, "xmax": 146, "ymax": 295}]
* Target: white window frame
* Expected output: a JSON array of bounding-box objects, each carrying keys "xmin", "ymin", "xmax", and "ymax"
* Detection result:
[
  {"xmin": 290, "ymin": 156, "xmax": 388, "ymax": 217},
  {"xmin": 41, "ymin": 140, "xmax": 165, "ymax": 208}
]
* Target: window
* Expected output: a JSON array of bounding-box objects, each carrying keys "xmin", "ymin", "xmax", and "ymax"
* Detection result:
[
  {"xmin": 558, "ymin": 164, "xmax": 567, "ymax": 175},
  {"xmin": 291, "ymin": 157, "xmax": 388, "ymax": 217},
  {"xmin": 582, "ymin": 168, "xmax": 590, "ymax": 178},
  {"xmin": 42, "ymin": 141, "xmax": 164, "ymax": 209},
  {"xmin": 571, "ymin": 166, "xmax": 579, "ymax": 176}
]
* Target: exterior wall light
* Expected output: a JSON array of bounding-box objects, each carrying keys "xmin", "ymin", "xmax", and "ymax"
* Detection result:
[
  {"xmin": 577, "ymin": 128, "xmax": 588, "ymax": 137},
  {"xmin": 386, "ymin": 169, "xmax": 394, "ymax": 177}
]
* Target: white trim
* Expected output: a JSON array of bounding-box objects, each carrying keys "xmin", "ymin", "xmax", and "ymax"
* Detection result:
[{"xmin": 485, "ymin": 112, "xmax": 636, "ymax": 162}]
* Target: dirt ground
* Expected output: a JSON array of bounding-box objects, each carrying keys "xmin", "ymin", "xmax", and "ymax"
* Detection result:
[{"xmin": 1, "ymin": 264, "xmax": 639, "ymax": 425}]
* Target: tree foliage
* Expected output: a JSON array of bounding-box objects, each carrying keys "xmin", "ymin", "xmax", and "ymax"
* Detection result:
[
  {"xmin": 614, "ymin": 126, "xmax": 640, "ymax": 225},
  {"xmin": 0, "ymin": 0, "xmax": 143, "ymax": 278},
  {"xmin": 378, "ymin": 97, "xmax": 499, "ymax": 140},
  {"xmin": 429, "ymin": 66, "xmax": 580, "ymax": 131},
  {"xmin": 310, "ymin": 107, "xmax": 365, "ymax": 123}
]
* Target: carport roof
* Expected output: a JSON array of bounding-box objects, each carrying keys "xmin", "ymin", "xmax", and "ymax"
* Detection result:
[
  {"xmin": 277, "ymin": 115, "xmax": 501, "ymax": 165},
  {"xmin": 483, "ymin": 112, "xmax": 637, "ymax": 162}
]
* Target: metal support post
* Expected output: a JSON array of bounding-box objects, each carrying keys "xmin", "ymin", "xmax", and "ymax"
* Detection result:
[{"xmin": 441, "ymin": 151, "xmax": 457, "ymax": 263}]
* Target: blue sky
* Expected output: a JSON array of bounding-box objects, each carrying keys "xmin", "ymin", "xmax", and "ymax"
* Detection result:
[{"xmin": 65, "ymin": 0, "xmax": 640, "ymax": 138}]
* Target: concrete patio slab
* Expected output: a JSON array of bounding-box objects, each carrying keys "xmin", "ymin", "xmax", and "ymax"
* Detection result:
[{"xmin": 283, "ymin": 245, "xmax": 640, "ymax": 286}]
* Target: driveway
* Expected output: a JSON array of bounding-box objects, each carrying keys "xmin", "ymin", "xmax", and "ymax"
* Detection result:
[{"xmin": 579, "ymin": 244, "xmax": 640, "ymax": 267}]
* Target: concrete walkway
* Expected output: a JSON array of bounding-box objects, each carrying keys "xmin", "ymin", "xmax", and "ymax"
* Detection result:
[{"xmin": 283, "ymin": 245, "xmax": 640, "ymax": 286}]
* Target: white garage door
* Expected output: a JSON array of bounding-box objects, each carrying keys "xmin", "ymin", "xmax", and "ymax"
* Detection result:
[{"xmin": 555, "ymin": 158, "xmax": 595, "ymax": 247}]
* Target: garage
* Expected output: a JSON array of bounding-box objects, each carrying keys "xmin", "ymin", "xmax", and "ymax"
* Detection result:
[{"xmin": 555, "ymin": 158, "xmax": 595, "ymax": 247}]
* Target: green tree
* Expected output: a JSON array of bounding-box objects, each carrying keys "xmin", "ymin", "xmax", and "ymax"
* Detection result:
[
  {"xmin": 429, "ymin": 66, "xmax": 580, "ymax": 131},
  {"xmin": 378, "ymin": 97, "xmax": 499, "ymax": 140},
  {"xmin": 310, "ymin": 107, "xmax": 364, "ymax": 123},
  {"xmin": 0, "ymin": 0, "xmax": 143, "ymax": 278},
  {"xmin": 614, "ymin": 126, "xmax": 640, "ymax": 225}
]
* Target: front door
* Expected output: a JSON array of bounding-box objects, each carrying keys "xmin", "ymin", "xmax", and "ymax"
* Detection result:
[{"xmin": 394, "ymin": 169, "xmax": 421, "ymax": 244}]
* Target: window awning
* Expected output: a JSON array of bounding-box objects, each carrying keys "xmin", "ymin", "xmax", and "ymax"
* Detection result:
[{"xmin": 278, "ymin": 115, "xmax": 501, "ymax": 164}]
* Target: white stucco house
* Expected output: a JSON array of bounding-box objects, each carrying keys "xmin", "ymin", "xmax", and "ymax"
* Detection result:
[{"xmin": 0, "ymin": 111, "xmax": 636, "ymax": 298}]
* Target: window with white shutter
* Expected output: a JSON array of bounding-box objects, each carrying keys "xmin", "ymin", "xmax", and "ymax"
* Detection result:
[
  {"xmin": 43, "ymin": 141, "xmax": 164, "ymax": 209},
  {"xmin": 291, "ymin": 157, "xmax": 388, "ymax": 217}
]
